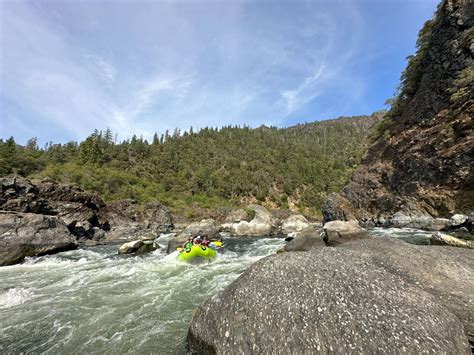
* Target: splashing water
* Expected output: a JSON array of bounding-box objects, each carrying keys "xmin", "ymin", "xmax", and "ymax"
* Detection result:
[{"xmin": 0, "ymin": 235, "xmax": 285, "ymax": 354}]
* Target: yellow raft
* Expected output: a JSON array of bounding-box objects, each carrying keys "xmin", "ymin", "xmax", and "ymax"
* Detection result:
[{"xmin": 176, "ymin": 244, "xmax": 218, "ymax": 262}]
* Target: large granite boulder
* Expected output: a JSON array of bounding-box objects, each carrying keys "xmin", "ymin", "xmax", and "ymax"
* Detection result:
[
  {"xmin": 0, "ymin": 212, "xmax": 78, "ymax": 266},
  {"xmin": 280, "ymin": 214, "xmax": 311, "ymax": 235},
  {"xmin": 224, "ymin": 209, "xmax": 249, "ymax": 224},
  {"xmin": 323, "ymin": 220, "xmax": 370, "ymax": 246},
  {"xmin": 341, "ymin": 238, "xmax": 474, "ymax": 343},
  {"xmin": 188, "ymin": 244, "xmax": 471, "ymax": 353},
  {"xmin": 221, "ymin": 204, "xmax": 278, "ymax": 236},
  {"xmin": 283, "ymin": 227, "xmax": 325, "ymax": 252}
]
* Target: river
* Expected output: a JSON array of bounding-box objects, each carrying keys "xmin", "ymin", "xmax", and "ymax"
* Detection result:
[{"xmin": 0, "ymin": 228, "xmax": 435, "ymax": 354}]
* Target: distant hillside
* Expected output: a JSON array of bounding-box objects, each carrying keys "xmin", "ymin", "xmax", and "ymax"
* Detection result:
[
  {"xmin": 0, "ymin": 115, "xmax": 379, "ymax": 216},
  {"xmin": 323, "ymin": 0, "xmax": 473, "ymax": 222}
]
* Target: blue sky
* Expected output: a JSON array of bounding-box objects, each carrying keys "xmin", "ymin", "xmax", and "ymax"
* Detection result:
[{"xmin": 1, "ymin": 0, "xmax": 438, "ymax": 145}]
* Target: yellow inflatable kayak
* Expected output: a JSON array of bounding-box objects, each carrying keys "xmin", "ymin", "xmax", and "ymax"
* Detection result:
[{"xmin": 177, "ymin": 244, "xmax": 217, "ymax": 262}]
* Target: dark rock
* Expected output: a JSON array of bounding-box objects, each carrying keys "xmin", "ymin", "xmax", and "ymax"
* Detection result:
[
  {"xmin": 341, "ymin": 238, "xmax": 474, "ymax": 343},
  {"xmin": 188, "ymin": 244, "xmax": 470, "ymax": 353},
  {"xmin": 323, "ymin": 220, "xmax": 370, "ymax": 246},
  {"xmin": 0, "ymin": 211, "xmax": 78, "ymax": 266},
  {"xmin": 283, "ymin": 227, "xmax": 325, "ymax": 251},
  {"xmin": 101, "ymin": 199, "xmax": 172, "ymax": 240}
]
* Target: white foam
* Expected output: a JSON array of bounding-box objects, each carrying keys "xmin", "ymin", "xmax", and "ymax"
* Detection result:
[{"xmin": 0, "ymin": 288, "xmax": 35, "ymax": 309}]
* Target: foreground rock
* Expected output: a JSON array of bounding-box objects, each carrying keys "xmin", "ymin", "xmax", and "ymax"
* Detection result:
[
  {"xmin": 341, "ymin": 238, "xmax": 474, "ymax": 343},
  {"xmin": 323, "ymin": 220, "xmax": 370, "ymax": 246},
  {"xmin": 221, "ymin": 204, "xmax": 278, "ymax": 236},
  {"xmin": 188, "ymin": 242, "xmax": 471, "ymax": 353},
  {"xmin": 0, "ymin": 212, "xmax": 78, "ymax": 266},
  {"xmin": 283, "ymin": 227, "xmax": 325, "ymax": 252},
  {"xmin": 118, "ymin": 240, "xmax": 158, "ymax": 255},
  {"xmin": 431, "ymin": 232, "xmax": 473, "ymax": 249}
]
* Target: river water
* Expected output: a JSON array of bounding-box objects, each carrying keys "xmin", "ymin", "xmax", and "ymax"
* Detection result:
[{"xmin": 0, "ymin": 228, "xmax": 435, "ymax": 354}]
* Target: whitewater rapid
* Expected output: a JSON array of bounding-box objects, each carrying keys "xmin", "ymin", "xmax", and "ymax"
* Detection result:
[{"xmin": 0, "ymin": 235, "xmax": 285, "ymax": 354}]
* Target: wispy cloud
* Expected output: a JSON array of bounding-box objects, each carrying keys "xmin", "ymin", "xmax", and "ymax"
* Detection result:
[{"xmin": 1, "ymin": 0, "xmax": 439, "ymax": 144}]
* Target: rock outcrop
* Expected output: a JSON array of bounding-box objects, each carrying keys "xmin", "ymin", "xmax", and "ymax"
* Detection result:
[
  {"xmin": 0, "ymin": 176, "xmax": 106, "ymax": 240},
  {"xmin": 100, "ymin": 199, "xmax": 172, "ymax": 241},
  {"xmin": 188, "ymin": 240, "xmax": 472, "ymax": 353},
  {"xmin": 0, "ymin": 211, "xmax": 78, "ymax": 266},
  {"xmin": 322, "ymin": 0, "xmax": 474, "ymax": 224},
  {"xmin": 221, "ymin": 204, "xmax": 278, "ymax": 236}
]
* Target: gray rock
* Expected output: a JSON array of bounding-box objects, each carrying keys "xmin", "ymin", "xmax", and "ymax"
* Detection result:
[
  {"xmin": 221, "ymin": 204, "xmax": 278, "ymax": 236},
  {"xmin": 0, "ymin": 212, "xmax": 78, "ymax": 266},
  {"xmin": 341, "ymin": 238, "xmax": 474, "ymax": 343},
  {"xmin": 283, "ymin": 227, "xmax": 325, "ymax": 252},
  {"xmin": 188, "ymin": 246, "xmax": 470, "ymax": 353},
  {"xmin": 280, "ymin": 214, "xmax": 311, "ymax": 235},
  {"xmin": 427, "ymin": 218, "xmax": 450, "ymax": 231},
  {"xmin": 323, "ymin": 220, "xmax": 370, "ymax": 246},
  {"xmin": 118, "ymin": 240, "xmax": 158, "ymax": 255}
]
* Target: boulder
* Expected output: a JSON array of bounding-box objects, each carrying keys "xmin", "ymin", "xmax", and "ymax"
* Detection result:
[
  {"xmin": 188, "ymin": 246, "xmax": 470, "ymax": 353},
  {"xmin": 280, "ymin": 214, "xmax": 311, "ymax": 235},
  {"xmin": 105, "ymin": 223, "xmax": 150, "ymax": 241},
  {"xmin": 283, "ymin": 227, "xmax": 325, "ymax": 252},
  {"xmin": 426, "ymin": 218, "xmax": 450, "ymax": 231},
  {"xmin": 341, "ymin": 238, "xmax": 474, "ymax": 343},
  {"xmin": 323, "ymin": 220, "xmax": 370, "ymax": 246},
  {"xmin": 118, "ymin": 240, "xmax": 158, "ymax": 255},
  {"xmin": 224, "ymin": 209, "xmax": 248, "ymax": 223},
  {"xmin": 431, "ymin": 232, "xmax": 473, "ymax": 249},
  {"xmin": 0, "ymin": 212, "xmax": 78, "ymax": 266},
  {"xmin": 221, "ymin": 204, "xmax": 278, "ymax": 236}
]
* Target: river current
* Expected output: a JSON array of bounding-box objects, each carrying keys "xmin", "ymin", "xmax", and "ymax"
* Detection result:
[{"xmin": 0, "ymin": 229, "xmax": 434, "ymax": 354}]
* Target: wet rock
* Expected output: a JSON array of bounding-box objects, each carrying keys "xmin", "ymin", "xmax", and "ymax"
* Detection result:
[
  {"xmin": 431, "ymin": 232, "xmax": 473, "ymax": 249},
  {"xmin": 283, "ymin": 227, "xmax": 325, "ymax": 252},
  {"xmin": 221, "ymin": 204, "xmax": 278, "ymax": 236},
  {"xmin": 118, "ymin": 240, "xmax": 158, "ymax": 255},
  {"xmin": 0, "ymin": 212, "xmax": 78, "ymax": 266},
  {"xmin": 323, "ymin": 220, "xmax": 370, "ymax": 246},
  {"xmin": 188, "ymin": 245, "xmax": 470, "ymax": 353},
  {"xmin": 280, "ymin": 214, "xmax": 311, "ymax": 235}
]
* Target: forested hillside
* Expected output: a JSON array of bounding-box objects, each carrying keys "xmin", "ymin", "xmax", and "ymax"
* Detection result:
[{"xmin": 0, "ymin": 115, "xmax": 379, "ymax": 216}]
